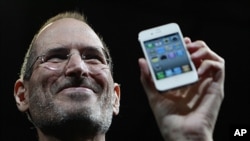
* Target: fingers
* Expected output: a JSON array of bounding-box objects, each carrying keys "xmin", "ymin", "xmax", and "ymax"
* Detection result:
[
  {"xmin": 186, "ymin": 40, "xmax": 225, "ymax": 76},
  {"xmin": 184, "ymin": 39, "xmax": 225, "ymax": 124},
  {"xmin": 188, "ymin": 40, "xmax": 222, "ymax": 61},
  {"xmin": 138, "ymin": 58, "xmax": 157, "ymax": 96},
  {"xmin": 198, "ymin": 59, "xmax": 225, "ymax": 83},
  {"xmin": 184, "ymin": 37, "xmax": 192, "ymax": 44}
]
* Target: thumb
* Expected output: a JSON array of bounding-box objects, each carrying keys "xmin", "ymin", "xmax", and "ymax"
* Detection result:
[{"xmin": 138, "ymin": 58, "xmax": 157, "ymax": 96}]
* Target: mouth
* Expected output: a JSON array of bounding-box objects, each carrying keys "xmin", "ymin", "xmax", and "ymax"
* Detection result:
[
  {"xmin": 54, "ymin": 77, "xmax": 103, "ymax": 97},
  {"xmin": 56, "ymin": 86, "xmax": 96, "ymax": 101},
  {"xmin": 56, "ymin": 83, "xmax": 97, "ymax": 95}
]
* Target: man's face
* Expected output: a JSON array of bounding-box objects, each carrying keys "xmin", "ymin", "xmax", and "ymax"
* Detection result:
[{"xmin": 24, "ymin": 18, "xmax": 120, "ymax": 133}]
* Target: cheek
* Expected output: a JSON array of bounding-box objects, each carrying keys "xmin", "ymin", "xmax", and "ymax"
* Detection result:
[
  {"xmin": 92, "ymin": 71, "xmax": 115, "ymax": 100},
  {"xmin": 29, "ymin": 69, "xmax": 60, "ymax": 94},
  {"xmin": 92, "ymin": 71, "xmax": 114, "ymax": 91},
  {"xmin": 92, "ymin": 68, "xmax": 113, "ymax": 83}
]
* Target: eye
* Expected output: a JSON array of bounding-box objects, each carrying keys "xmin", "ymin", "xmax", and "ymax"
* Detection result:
[
  {"xmin": 44, "ymin": 53, "xmax": 69, "ymax": 63},
  {"xmin": 82, "ymin": 53, "xmax": 105, "ymax": 64}
]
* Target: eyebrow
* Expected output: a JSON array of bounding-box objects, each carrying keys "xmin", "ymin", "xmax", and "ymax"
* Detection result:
[
  {"xmin": 82, "ymin": 46, "xmax": 104, "ymax": 54},
  {"xmin": 83, "ymin": 46, "xmax": 110, "ymax": 61},
  {"xmin": 42, "ymin": 47, "xmax": 70, "ymax": 55},
  {"xmin": 82, "ymin": 46, "xmax": 110, "ymax": 63},
  {"xmin": 41, "ymin": 46, "xmax": 108, "ymax": 57}
]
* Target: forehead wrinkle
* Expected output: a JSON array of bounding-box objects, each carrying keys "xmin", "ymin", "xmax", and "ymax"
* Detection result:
[
  {"xmin": 38, "ymin": 43, "xmax": 105, "ymax": 57},
  {"xmin": 35, "ymin": 18, "xmax": 104, "ymax": 53}
]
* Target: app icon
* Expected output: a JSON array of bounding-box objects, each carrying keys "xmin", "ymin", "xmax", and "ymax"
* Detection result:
[
  {"xmin": 156, "ymin": 47, "xmax": 165, "ymax": 54},
  {"xmin": 165, "ymin": 45, "xmax": 173, "ymax": 51},
  {"xmin": 167, "ymin": 52, "xmax": 176, "ymax": 59},
  {"xmin": 164, "ymin": 38, "xmax": 169, "ymax": 44},
  {"xmin": 151, "ymin": 56, "xmax": 159, "ymax": 63},
  {"xmin": 176, "ymin": 49, "xmax": 184, "ymax": 56},
  {"xmin": 173, "ymin": 67, "xmax": 182, "ymax": 75},
  {"xmin": 146, "ymin": 43, "xmax": 154, "ymax": 48},
  {"xmin": 156, "ymin": 71, "xmax": 165, "ymax": 79},
  {"xmin": 160, "ymin": 55, "xmax": 167, "ymax": 60},
  {"xmin": 182, "ymin": 65, "xmax": 191, "ymax": 72},
  {"xmin": 171, "ymin": 36, "xmax": 178, "ymax": 42},
  {"xmin": 154, "ymin": 41, "xmax": 162, "ymax": 46},
  {"xmin": 165, "ymin": 69, "xmax": 173, "ymax": 77},
  {"xmin": 153, "ymin": 64, "xmax": 161, "ymax": 71},
  {"xmin": 174, "ymin": 43, "xmax": 182, "ymax": 49}
]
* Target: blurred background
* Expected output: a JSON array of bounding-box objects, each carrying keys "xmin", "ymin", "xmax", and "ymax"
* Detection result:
[{"xmin": 1, "ymin": 0, "xmax": 250, "ymax": 140}]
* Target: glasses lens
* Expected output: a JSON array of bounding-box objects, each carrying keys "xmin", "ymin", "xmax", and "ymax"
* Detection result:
[{"xmin": 39, "ymin": 53, "xmax": 109, "ymax": 75}]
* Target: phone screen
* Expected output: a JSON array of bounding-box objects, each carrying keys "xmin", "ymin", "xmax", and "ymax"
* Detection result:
[{"xmin": 143, "ymin": 32, "xmax": 193, "ymax": 80}]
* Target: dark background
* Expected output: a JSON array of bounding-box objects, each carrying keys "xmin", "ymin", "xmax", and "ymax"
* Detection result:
[{"xmin": 1, "ymin": 0, "xmax": 250, "ymax": 141}]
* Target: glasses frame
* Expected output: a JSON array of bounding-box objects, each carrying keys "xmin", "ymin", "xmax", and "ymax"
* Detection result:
[{"xmin": 25, "ymin": 47, "xmax": 111, "ymax": 77}]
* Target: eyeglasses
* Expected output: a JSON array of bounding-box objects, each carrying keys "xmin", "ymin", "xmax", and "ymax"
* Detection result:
[{"xmin": 27, "ymin": 47, "xmax": 111, "ymax": 75}]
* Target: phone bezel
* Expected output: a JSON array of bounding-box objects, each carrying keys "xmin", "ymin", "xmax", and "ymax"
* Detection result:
[{"xmin": 138, "ymin": 23, "xmax": 198, "ymax": 92}]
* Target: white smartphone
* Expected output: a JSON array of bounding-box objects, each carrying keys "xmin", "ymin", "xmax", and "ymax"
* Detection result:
[{"xmin": 138, "ymin": 23, "xmax": 198, "ymax": 92}]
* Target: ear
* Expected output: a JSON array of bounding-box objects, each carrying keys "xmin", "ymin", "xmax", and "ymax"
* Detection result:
[
  {"xmin": 112, "ymin": 83, "xmax": 121, "ymax": 116},
  {"xmin": 14, "ymin": 79, "xmax": 29, "ymax": 112}
]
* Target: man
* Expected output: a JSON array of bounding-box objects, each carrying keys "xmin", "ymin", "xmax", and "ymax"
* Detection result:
[{"xmin": 14, "ymin": 11, "xmax": 225, "ymax": 141}]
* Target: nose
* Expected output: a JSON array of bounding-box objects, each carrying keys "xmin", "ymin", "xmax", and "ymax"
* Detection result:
[{"xmin": 64, "ymin": 53, "xmax": 89, "ymax": 77}]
